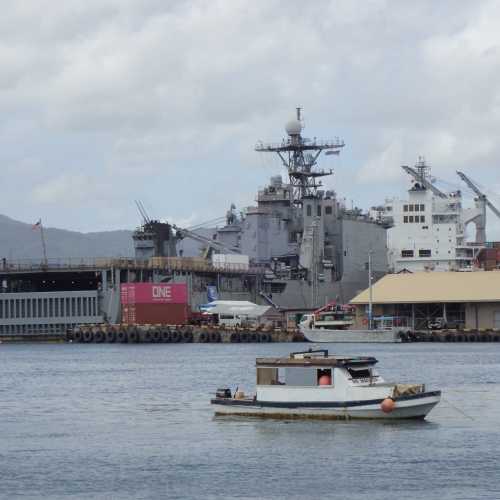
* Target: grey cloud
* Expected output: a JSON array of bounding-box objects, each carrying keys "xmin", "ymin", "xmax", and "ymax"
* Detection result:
[{"xmin": 1, "ymin": 0, "xmax": 500, "ymax": 238}]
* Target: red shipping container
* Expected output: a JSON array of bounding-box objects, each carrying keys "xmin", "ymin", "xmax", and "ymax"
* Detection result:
[
  {"xmin": 121, "ymin": 283, "xmax": 188, "ymax": 305},
  {"xmin": 122, "ymin": 303, "xmax": 188, "ymax": 325}
]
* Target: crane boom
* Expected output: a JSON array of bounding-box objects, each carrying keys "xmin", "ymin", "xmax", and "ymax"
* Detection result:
[
  {"xmin": 172, "ymin": 224, "xmax": 241, "ymax": 254},
  {"xmin": 402, "ymin": 165, "xmax": 447, "ymax": 198},
  {"xmin": 456, "ymin": 171, "xmax": 500, "ymax": 218},
  {"xmin": 135, "ymin": 200, "xmax": 151, "ymax": 224}
]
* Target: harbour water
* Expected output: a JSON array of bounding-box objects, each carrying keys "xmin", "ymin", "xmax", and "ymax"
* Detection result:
[{"xmin": 1, "ymin": 343, "xmax": 499, "ymax": 500}]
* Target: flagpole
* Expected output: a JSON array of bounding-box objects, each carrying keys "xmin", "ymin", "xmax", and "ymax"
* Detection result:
[{"xmin": 39, "ymin": 220, "xmax": 48, "ymax": 268}]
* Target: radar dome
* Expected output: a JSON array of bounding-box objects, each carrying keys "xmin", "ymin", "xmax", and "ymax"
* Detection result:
[{"xmin": 285, "ymin": 119, "xmax": 302, "ymax": 136}]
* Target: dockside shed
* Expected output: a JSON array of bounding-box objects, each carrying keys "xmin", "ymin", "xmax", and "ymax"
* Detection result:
[{"xmin": 350, "ymin": 271, "xmax": 500, "ymax": 330}]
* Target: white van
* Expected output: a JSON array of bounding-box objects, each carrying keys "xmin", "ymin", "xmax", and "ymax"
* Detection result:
[{"xmin": 218, "ymin": 313, "xmax": 242, "ymax": 327}]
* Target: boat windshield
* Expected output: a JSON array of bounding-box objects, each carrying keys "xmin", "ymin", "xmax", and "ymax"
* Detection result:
[{"xmin": 346, "ymin": 367, "xmax": 374, "ymax": 380}]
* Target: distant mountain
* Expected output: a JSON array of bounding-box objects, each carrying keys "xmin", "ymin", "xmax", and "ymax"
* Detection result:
[
  {"xmin": 0, "ymin": 214, "xmax": 134, "ymax": 261},
  {"xmin": 0, "ymin": 214, "xmax": 216, "ymax": 262}
]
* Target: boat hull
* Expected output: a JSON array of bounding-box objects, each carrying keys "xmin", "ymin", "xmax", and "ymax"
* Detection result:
[
  {"xmin": 212, "ymin": 391, "xmax": 440, "ymax": 420},
  {"xmin": 300, "ymin": 327, "xmax": 402, "ymax": 343}
]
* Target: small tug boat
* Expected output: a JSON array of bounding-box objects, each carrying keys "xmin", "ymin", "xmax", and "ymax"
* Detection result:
[{"xmin": 211, "ymin": 349, "xmax": 441, "ymax": 420}]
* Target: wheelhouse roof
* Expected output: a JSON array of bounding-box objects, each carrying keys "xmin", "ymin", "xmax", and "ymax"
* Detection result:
[{"xmin": 256, "ymin": 350, "xmax": 378, "ymax": 368}]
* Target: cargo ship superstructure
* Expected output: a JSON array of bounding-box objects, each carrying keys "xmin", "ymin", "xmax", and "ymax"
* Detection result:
[{"xmin": 377, "ymin": 158, "xmax": 499, "ymax": 272}]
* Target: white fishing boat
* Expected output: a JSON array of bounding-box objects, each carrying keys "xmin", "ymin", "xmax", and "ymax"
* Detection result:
[{"xmin": 211, "ymin": 349, "xmax": 441, "ymax": 420}]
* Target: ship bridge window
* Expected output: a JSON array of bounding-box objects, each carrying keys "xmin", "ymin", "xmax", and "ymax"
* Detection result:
[
  {"xmin": 420, "ymin": 204, "xmax": 425, "ymax": 211},
  {"xmin": 317, "ymin": 205, "xmax": 322, "ymax": 217},
  {"xmin": 306, "ymin": 205, "xmax": 312, "ymax": 217},
  {"xmin": 325, "ymin": 206, "xmax": 333, "ymax": 215},
  {"xmin": 401, "ymin": 250, "xmax": 414, "ymax": 258},
  {"xmin": 414, "ymin": 204, "xmax": 420, "ymax": 212},
  {"xmin": 409, "ymin": 204, "xmax": 414, "ymax": 211},
  {"xmin": 409, "ymin": 216, "xmax": 414, "ymax": 223},
  {"xmin": 403, "ymin": 205, "xmax": 408, "ymax": 212},
  {"xmin": 419, "ymin": 249, "xmax": 431, "ymax": 257},
  {"xmin": 403, "ymin": 216, "xmax": 408, "ymax": 223}
]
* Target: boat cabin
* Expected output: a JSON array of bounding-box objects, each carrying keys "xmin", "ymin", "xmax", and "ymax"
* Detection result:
[{"xmin": 255, "ymin": 349, "xmax": 385, "ymax": 402}]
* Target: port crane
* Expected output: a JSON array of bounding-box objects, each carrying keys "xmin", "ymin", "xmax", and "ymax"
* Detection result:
[{"xmin": 456, "ymin": 171, "xmax": 500, "ymax": 244}]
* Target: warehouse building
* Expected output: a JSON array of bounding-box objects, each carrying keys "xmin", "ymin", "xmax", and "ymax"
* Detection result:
[{"xmin": 350, "ymin": 271, "xmax": 500, "ymax": 330}]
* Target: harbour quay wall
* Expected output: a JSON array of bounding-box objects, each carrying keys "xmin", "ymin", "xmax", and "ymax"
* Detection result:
[
  {"xmin": 68, "ymin": 324, "xmax": 304, "ymax": 344},
  {"xmin": 400, "ymin": 329, "xmax": 500, "ymax": 342}
]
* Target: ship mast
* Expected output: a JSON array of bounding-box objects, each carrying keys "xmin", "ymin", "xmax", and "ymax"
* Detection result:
[{"xmin": 255, "ymin": 108, "xmax": 345, "ymax": 202}]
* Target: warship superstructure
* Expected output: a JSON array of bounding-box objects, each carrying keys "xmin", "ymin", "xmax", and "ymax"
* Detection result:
[
  {"xmin": 0, "ymin": 109, "xmax": 388, "ymax": 334},
  {"xmin": 131, "ymin": 108, "xmax": 388, "ymax": 310}
]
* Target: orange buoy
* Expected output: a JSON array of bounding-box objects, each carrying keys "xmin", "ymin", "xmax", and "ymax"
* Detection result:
[
  {"xmin": 318, "ymin": 375, "xmax": 332, "ymax": 386},
  {"xmin": 381, "ymin": 398, "xmax": 395, "ymax": 413}
]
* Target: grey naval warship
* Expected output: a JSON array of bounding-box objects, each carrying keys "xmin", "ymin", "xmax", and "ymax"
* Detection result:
[
  {"xmin": 133, "ymin": 108, "xmax": 387, "ymax": 309},
  {"xmin": 0, "ymin": 109, "xmax": 387, "ymax": 335}
]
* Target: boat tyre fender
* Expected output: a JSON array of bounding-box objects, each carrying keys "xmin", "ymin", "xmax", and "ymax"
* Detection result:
[
  {"xmin": 128, "ymin": 327, "xmax": 140, "ymax": 343},
  {"xmin": 455, "ymin": 333, "xmax": 464, "ymax": 342},
  {"xmin": 117, "ymin": 328, "xmax": 128, "ymax": 343},
  {"xmin": 240, "ymin": 331, "xmax": 249, "ymax": 343},
  {"xmin": 170, "ymin": 330, "xmax": 181, "ymax": 343},
  {"xmin": 166, "ymin": 329, "xmax": 174, "ymax": 343},
  {"xmin": 73, "ymin": 329, "xmax": 83, "ymax": 343},
  {"xmin": 182, "ymin": 330, "xmax": 193, "ymax": 343},
  {"xmin": 82, "ymin": 329, "xmax": 94, "ymax": 343},
  {"xmin": 209, "ymin": 331, "xmax": 221, "ymax": 343},
  {"xmin": 94, "ymin": 330, "xmax": 105, "ymax": 343},
  {"xmin": 260, "ymin": 332, "xmax": 271, "ymax": 343},
  {"xmin": 198, "ymin": 331, "xmax": 209, "ymax": 343},
  {"xmin": 481, "ymin": 333, "xmax": 492, "ymax": 342},
  {"xmin": 468, "ymin": 334, "xmax": 477, "ymax": 342},
  {"xmin": 492, "ymin": 333, "xmax": 500, "ymax": 342},
  {"xmin": 398, "ymin": 330, "xmax": 408, "ymax": 342},
  {"xmin": 139, "ymin": 329, "xmax": 153, "ymax": 343},
  {"xmin": 152, "ymin": 329, "xmax": 162, "ymax": 343},
  {"xmin": 230, "ymin": 332, "xmax": 240, "ymax": 343},
  {"xmin": 106, "ymin": 328, "xmax": 117, "ymax": 343},
  {"xmin": 249, "ymin": 332, "xmax": 259, "ymax": 343}
]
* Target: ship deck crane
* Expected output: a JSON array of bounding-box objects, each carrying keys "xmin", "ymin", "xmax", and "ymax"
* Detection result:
[
  {"xmin": 456, "ymin": 171, "xmax": 500, "ymax": 244},
  {"xmin": 402, "ymin": 163, "xmax": 448, "ymax": 199}
]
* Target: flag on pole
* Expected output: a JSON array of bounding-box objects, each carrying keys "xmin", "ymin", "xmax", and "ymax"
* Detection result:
[{"xmin": 32, "ymin": 218, "xmax": 42, "ymax": 230}]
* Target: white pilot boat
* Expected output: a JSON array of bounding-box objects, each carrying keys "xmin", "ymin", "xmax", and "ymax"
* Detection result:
[
  {"xmin": 211, "ymin": 349, "xmax": 441, "ymax": 420},
  {"xmin": 299, "ymin": 253, "xmax": 408, "ymax": 343},
  {"xmin": 299, "ymin": 312, "xmax": 403, "ymax": 343}
]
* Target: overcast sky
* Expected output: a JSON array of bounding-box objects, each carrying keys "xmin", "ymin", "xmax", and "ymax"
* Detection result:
[{"xmin": 2, "ymin": 0, "xmax": 500, "ymax": 239}]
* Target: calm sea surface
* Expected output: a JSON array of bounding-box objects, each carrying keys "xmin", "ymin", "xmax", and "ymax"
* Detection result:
[{"xmin": 0, "ymin": 342, "xmax": 499, "ymax": 500}]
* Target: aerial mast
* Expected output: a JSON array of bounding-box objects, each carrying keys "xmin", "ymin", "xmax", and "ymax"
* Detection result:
[{"xmin": 255, "ymin": 108, "xmax": 345, "ymax": 202}]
